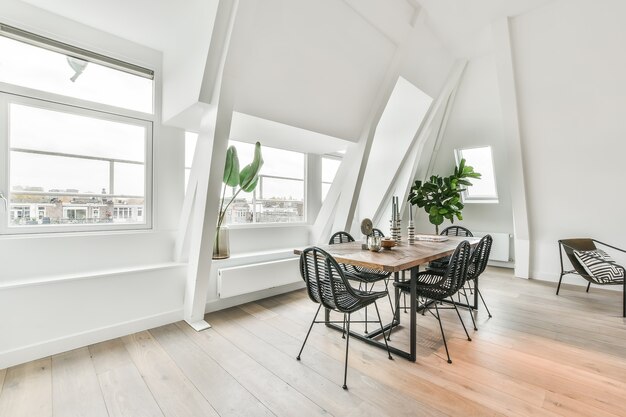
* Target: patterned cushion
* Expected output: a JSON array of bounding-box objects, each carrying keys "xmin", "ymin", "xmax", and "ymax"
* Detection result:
[{"xmin": 573, "ymin": 249, "xmax": 625, "ymax": 284}]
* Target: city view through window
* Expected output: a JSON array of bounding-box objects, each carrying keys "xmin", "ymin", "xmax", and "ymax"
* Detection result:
[
  {"xmin": 0, "ymin": 31, "xmax": 153, "ymax": 230},
  {"xmin": 186, "ymin": 134, "xmax": 305, "ymax": 224},
  {"xmin": 8, "ymin": 103, "xmax": 147, "ymax": 227}
]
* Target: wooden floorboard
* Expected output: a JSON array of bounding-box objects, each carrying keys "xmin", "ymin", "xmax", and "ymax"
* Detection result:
[{"xmin": 1, "ymin": 267, "xmax": 625, "ymax": 416}]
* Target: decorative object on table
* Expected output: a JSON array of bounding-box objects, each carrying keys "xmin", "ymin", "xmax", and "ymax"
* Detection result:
[
  {"xmin": 367, "ymin": 235, "xmax": 382, "ymax": 252},
  {"xmin": 360, "ymin": 218, "xmax": 373, "ymax": 249},
  {"xmin": 557, "ymin": 238, "xmax": 626, "ymax": 317},
  {"xmin": 407, "ymin": 205, "xmax": 415, "ymax": 244},
  {"xmin": 214, "ymin": 141, "xmax": 264, "ymax": 259},
  {"xmin": 414, "ymin": 234, "xmax": 449, "ymax": 242},
  {"xmin": 390, "ymin": 196, "xmax": 402, "ymax": 243},
  {"xmin": 381, "ymin": 238, "xmax": 397, "ymax": 250},
  {"xmin": 407, "ymin": 159, "xmax": 481, "ymax": 234}
]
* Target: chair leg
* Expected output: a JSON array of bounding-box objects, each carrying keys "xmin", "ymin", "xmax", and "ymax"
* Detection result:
[
  {"xmin": 342, "ymin": 313, "xmax": 351, "ymax": 390},
  {"xmin": 342, "ymin": 314, "xmax": 346, "ymax": 339},
  {"xmin": 297, "ymin": 304, "xmax": 321, "ymax": 360},
  {"xmin": 434, "ymin": 302, "xmax": 452, "ymax": 364},
  {"xmin": 383, "ymin": 278, "xmax": 396, "ymax": 321},
  {"xmin": 450, "ymin": 296, "xmax": 471, "ymax": 342},
  {"xmin": 477, "ymin": 288, "xmax": 492, "ymax": 318},
  {"xmin": 461, "ymin": 288, "xmax": 478, "ymax": 330},
  {"xmin": 586, "ymin": 282, "xmax": 591, "ymax": 293},
  {"xmin": 388, "ymin": 287, "xmax": 403, "ymax": 340},
  {"xmin": 556, "ymin": 272, "xmax": 565, "ymax": 295},
  {"xmin": 373, "ymin": 301, "xmax": 393, "ymax": 360}
]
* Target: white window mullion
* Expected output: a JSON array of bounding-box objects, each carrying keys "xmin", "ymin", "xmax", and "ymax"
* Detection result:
[{"xmin": 0, "ymin": 95, "xmax": 8, "ymax": 233}]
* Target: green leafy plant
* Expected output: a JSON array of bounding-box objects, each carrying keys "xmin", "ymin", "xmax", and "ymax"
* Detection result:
[
  {"xmin": 217, "ymin": 141, "xmax": 264, "ymax": 228},
  {"xmin": 407, "ymin": 159, "xmax": 481, "ymax": 234}
]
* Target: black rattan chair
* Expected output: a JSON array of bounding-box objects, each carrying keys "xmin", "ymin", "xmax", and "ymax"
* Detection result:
[
  {"xmin": 462, "ymin": 235, "xmax": 493, "ymax": 330},
  {"xmin": 428, "ymin": 226, "xmax": 474, "ymax": 272},
  {"xmin": 393, "ymin": 240, "xmax": 473, "ymax": 363},
  {"xmin": 297, "ymin": 247, "xmax": 392, "ymax": 389},
  {"xmin": 329, "ymin": 231, "xmax": 394, "ymax": 333},
  {"xmin": 441, "ymin": 226, "xmax": 474, "ymax": 237},
  {"xmin": 558, "ymin": 238, "xmax": 625, "ymax": 317},
  {"xmin": 371, "ymin": 228, "xmax": 385, "ymax": 238}
]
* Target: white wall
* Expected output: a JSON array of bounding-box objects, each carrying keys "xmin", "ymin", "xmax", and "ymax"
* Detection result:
[
  {"xmin": 511, "ymin": 0, "xmax": 626, "ymax": 281},
  {"xmin": 0, "ymin": 2, "xmax": 187, "ymax": 368},
  {"xmin": 413, "ymin": 54, "xmax": 514, "ymax": 244}
]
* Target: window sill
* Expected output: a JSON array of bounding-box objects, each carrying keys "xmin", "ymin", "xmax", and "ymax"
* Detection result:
[
  {"xmin": 224, "ymin": 222, "xmax": 309, "ymax": 230},
  {"xmin": 0, "ymin": 227, "xmax": 158, "ymax": 240}
]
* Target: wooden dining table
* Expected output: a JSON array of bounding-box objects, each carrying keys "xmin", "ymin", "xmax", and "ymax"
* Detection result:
[{"xmin": 293, "ymin": 236, "xmax": 481, "ymax": 361}]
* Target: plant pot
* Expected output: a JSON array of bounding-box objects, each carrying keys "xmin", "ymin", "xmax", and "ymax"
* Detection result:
[{"xmin": 213, "ymin": 225, "xmax": 230, "ymax": 259}]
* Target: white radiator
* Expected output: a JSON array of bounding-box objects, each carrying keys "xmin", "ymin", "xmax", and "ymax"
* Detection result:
[
  {"xmin": 474, "ymin": 232, "xmax": 511, "ymax": 262},
  {"xmin": 218, "ymin": 258, "xmax": 301, "ymax": 299}
]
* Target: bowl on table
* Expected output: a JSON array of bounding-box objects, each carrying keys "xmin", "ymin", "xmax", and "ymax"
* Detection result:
[{"xmin": 380, "ymin": 238, "xmax": 396, "ymax": 250}]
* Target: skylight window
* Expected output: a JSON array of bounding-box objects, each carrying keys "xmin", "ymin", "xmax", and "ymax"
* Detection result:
[{"xmin": 456, "ymin": 146, "xmax": 498, "ymax": 203}]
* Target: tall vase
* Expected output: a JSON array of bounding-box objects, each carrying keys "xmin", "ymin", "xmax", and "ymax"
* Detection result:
[{"xmin": 213, "ymin": 225, "xmax": 230, "ymax": 259}]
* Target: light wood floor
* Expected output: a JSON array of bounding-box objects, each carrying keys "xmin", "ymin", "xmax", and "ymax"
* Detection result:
[{"xmin": 1, "ymin": 267, "xmax": 625, "ymax": 417}]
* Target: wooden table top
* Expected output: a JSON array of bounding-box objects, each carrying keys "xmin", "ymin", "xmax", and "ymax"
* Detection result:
[{"xmin": 293, "ymin": 236, "xmax": 480, "ymax": 273}]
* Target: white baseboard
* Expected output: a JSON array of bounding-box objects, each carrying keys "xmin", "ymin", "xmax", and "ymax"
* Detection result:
[{"xmin": 0, "ymin": 309, "xmax": 183, "ymax": 370}]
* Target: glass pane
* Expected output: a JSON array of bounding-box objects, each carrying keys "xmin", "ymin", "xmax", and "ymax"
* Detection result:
[
  {"xmin": 256, "ymin": 177, "xmax": 304, "ymax": 223},
  {"xmin": 459, "ymin": 147, "xmax": 498, "ymax": 199},
  {"xmin": 0, "ymin": 36, "xmax": 152, "ymax": 113},
  {"xmin": 11, "ymin": 151, "xmax": 109, "ymax": 194},
  {"xmin": 322, "ymin": 157, "xmax": 341, "ymax": 183},
  {"xmin": 230, "ymin": 140, "xmax": 304, "ymax": 179},
  {"xmin": 10, "ymin": 104, "xmax": 145, "ymax": 162},
  {"xmin": 114, "ymin": 163, "xmax": 144, "ymax": 196},
  {"xmin": 8, "ymin": 103, "xmax": 147, "ymax": 227},
  {"xmin": 258, "ymin": 177, "xmax": 304, "ymax": 201}
]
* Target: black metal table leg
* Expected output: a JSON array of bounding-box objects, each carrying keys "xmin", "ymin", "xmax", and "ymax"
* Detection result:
[{"xmin": 410, "ymin": 266, "xmax": 417, "ymax": 361}]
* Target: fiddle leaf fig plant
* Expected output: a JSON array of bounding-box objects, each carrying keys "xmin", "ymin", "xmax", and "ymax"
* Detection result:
[
  {"xmin": 217, "ymin": 141, "xmax": 264, "ymax": 228},
  {"xmin": 407, "ymin": 158, "xmax": 481, "ymax": 234}
]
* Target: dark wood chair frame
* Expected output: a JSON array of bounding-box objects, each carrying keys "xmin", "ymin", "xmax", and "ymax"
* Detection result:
[{"xmin": 557, "ymin": 238, "xmax": 626, "ymax": 317}]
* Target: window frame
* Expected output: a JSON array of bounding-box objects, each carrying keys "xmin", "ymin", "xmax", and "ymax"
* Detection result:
[
  {"xmin": 454, "ymin": 145, "xmax": 499, "ymax": 204},
  {"xmin": 0, "ymin": 92, "xmax": 153, "ymax": 235}
]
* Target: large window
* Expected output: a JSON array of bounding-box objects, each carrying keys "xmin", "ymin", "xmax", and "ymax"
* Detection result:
[
  {"xmin": 456, "ymin": 146, "xmax": 498, "ymax": 203},
  {"xmin": 185, "ymin": 134, "xmax": 306, "ymax": 224},
  {"xmin": 0, "ymin": 25, "xmax": 154, "ymax": 233}
]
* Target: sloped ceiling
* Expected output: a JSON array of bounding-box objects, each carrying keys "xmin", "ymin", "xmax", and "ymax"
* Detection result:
[
  {"xmin": 416, "ymin": 0, "xmax": 556, "ymax": 55},
  {"xmin": 225, "ymin": 0, "xmax": 400, "ymax": 141}
]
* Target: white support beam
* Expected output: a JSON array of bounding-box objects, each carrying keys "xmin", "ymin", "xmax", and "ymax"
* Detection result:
[
  {"xmin": 492, "ymin": 18, "xmax": 530, "ymax": 279},
  {"xmin": 326, "ymin": 9, "xmax": 429, "ymax": 239},
  {"xmin": 371, "ymin": 60, "xmax": 467, "ymax": 227},
  {"xmin": 175, "ymin": 0, "xmax": 240, "ymax": 330}
]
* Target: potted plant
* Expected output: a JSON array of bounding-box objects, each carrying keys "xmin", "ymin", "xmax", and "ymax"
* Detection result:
[
  {"xmin": 213, "ymin": 141, "xmax": 263, "ymax": 259},
  {"xmin": 407, "ymin": 159, "xmax": 481, "ymax": 234}
]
